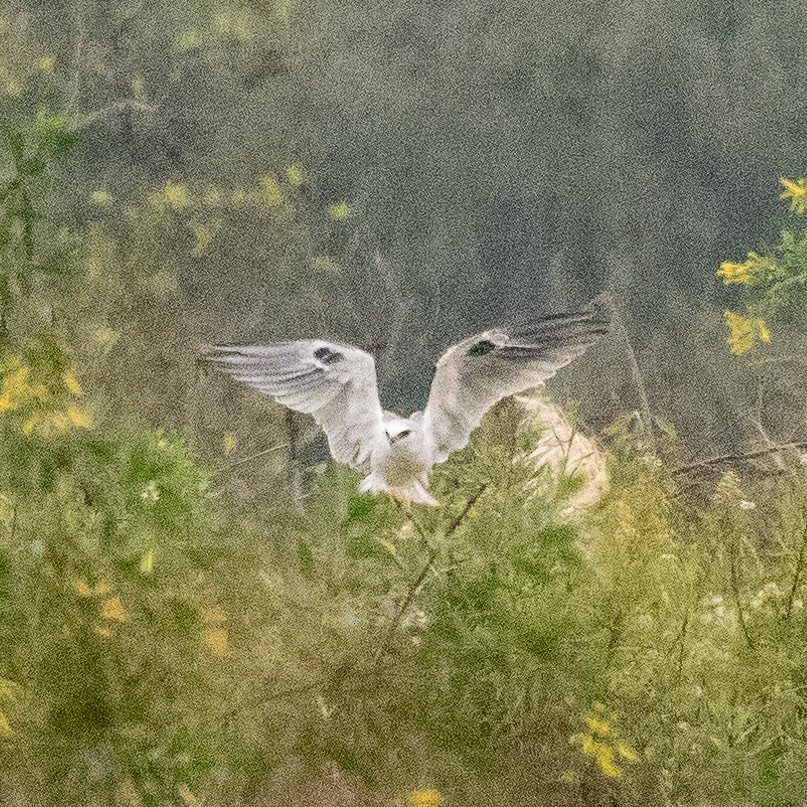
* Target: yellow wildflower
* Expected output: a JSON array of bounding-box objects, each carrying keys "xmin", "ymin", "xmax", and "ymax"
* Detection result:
[
  {"xmin": 203, "ymin": 627, "xmax": 228, "ymax": 656},
  {"xmin": 94, "ymin": 581, "xmax": 112, "ymax": 597},
  {"xmin": 718, "ymin": 260, "xmax": 753, "ymax": 285},
  {"xmin": 178, "ymin": 784, "xmax": 200, "ymax": 807},
  {"xmin": 410, "ymin": 788, "xmax": 443, "ymax": 807},
  {"xmin": 203, "ymin": 186, "xmax": 222, "ymax": 207},
  {"xmin": 95, "ymin": 625, "xmax": 113, "ymax": 638},
  {"xmin": 189, "ymin": 218, "xmax": 222, "ymax": 256},
  {"xmin": 101, "ymin": 596, "xmax": 127, "ymax": 622},
  {"xmin": 36, "ymin": 55, "xmax": 55, "ymax": 73},
  {"xmin": 0, "ymin": 713, "xmax": 11, "ymax": 737},
  {"xmin": 616, "ymin": 741, "xmax": 639, "ymax": 762},
  {"xmin": 89, "ymin": 189, "xmax": 114, "ymax": 207},
  {"xmin": 202, "ymin": 606, "xmax": 227, "ymax": 624},
  {"xmin": 163, "ymin": 181, "xmax": 190, "ymax": 209},
  {"xmin": 72, "ymin": 579, "xmax": 94, "ymax": 597},
  {"xmin": 94, "ymin": 326, "xmax": 120, "ymax": 354},
  {"xmin": 780, "ymin": 177, "xmax": 807, "ymax": 214},
  {"xmin": 724, "ymin": 310, "xmax": 771, "ymax": 355},
  {"xmin": 150, "ymin": 181, "xmax": 190, "ymax": 211},
  {"xmin": 223, "ymin": 431, "xmax": 237, "ymax": 455},
  {"xmin": 66, "ymin": 405, "xmax": 92, "ymax": 429},
  {"xmin": 312, "ymin": 255, "xmax": 341, "ymax": 274},
  {"xmin": 3, "ymin": 365, "xmax": 30, "ymax": 402},
  {"xmin": 260, "ymin": 175, "xmax": 283, "ymax": 207},
  {"xmin": 285, "ymin": 164, "xmax": 304, "ymax": 185},
  {"xmin": 139, "ymin": 550, "xmax": 154, "ymax": 575},
  {"xmin": 62, "ymin": 371, "xmax": 82, "ymax": 397},
  {"xmin": 580, "ymin": 734, "xmax": 622, "ymax": 778},
  {"xmin": 585, "ymin": 715, "xmax": 610, "ymax": 736},
  {"xmin": 327, "ymin": 201, "xmax": 351, "ymax": 220},
  {"xmin": 717, "ymin": 251, "xmax": 773, "ymax": 285},
  {"xmin": 177, "ymin": 29, "xmax": 203, "ymax": 52}
]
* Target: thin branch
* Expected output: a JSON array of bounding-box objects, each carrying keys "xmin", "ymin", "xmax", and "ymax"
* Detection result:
[
  {"xmin": 213, "ymin": 443, "xmax": 289, "ymax": 474},
  {"xmin": 672, "ymin": 441, "xmax": 807, "ymax": 476},
  {"xmin": 71, "ymin": 99, "xmax": 158, "ymax": 131},
  {"xmin": 373, "ymin": 485, "xmax": 488, "ymax": 666},
  {"xmin": 67, "ymin": 0, "xmax": 85, "ymax": 115},
  {"xmin": 729, "ymin": 535, "xmax": 756, "ymax": 650},
  {"xmin": 447, "ymin": 484, "xmax": 488, "ymax": 535},
  {"xmin": 784, "ymin": 511, "xmax": 807, "ymax": 621},
  {"xmin": 372, "ymin": 545, "xmax": 436, "ymax": 666},
  {"xmin": 611, "ymin": 298, "xmax": 655, "ymax": 453}
]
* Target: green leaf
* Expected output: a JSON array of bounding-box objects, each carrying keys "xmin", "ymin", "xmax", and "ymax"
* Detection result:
[{"xmin": 296, "ymin": 537, "xmax": 314, "ymax": 579}]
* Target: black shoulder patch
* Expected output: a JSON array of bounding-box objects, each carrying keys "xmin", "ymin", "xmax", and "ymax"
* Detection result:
[
  {"xmin": 468, "ymin": 339, "xmax": 497, "ymax": 357},
  {"xmin": 314, "ymin": 345, "xmax": 344, "ymax": 365}
]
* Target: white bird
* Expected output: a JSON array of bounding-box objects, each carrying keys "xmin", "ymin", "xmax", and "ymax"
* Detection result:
[{"xmin": 201, "ymin": 295, "xmax": 609, "ymax": 505}]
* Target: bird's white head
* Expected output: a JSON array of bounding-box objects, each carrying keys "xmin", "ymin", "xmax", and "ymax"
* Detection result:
[{"xmin": 382, "ymin": 412, "xmax": 413, "ymax": 444}]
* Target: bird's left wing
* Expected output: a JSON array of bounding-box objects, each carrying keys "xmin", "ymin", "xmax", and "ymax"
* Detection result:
[
  {"xmin": 423, "ymin": 295, "xmax": 610, "ymax": 465},
  {"xmin": 200, "ymin": 340, "xmax": 386, "ymax": 471}
]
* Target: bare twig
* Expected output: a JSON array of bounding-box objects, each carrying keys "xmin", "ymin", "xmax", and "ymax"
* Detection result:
[
  {"xmin": 372, "ymin": 545, "xmax": 436, "ymax": 666},
  {"xmin": 672, "ymin": 441, "xmax": 807, "ymax": 476},
  {"xmin": 447, "ymin": 484, "xmax": 488, "ymax": 535},
  {"xmin": 784, "ymin": 511, "xmax": 807, "ymax": 621},
  {"xmin": 611, "ymin": 298, "xmax": 655, "ymax": 453},
  {"xmin": 729, "ymin": 534, "xmax": 756, "ymax": 650},
  {"xmin": 71, "ymin": 99, "xmax": 158, "ymax": 131},
  {"xmin": 373, "ymin": 485, "xmax": 488, "ymax": 666},
  {"xmin": 373, "ymin": 251, "xmax": 408, "ymax": 376},
  {"xmin": 214, "ymin": 443, "xmax": 289, "ymax": 474}
]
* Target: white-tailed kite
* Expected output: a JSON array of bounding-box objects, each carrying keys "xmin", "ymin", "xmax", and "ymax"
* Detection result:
[{"xmin": 201, "ymin": 295, "xmax": 609, "ymax": 505}]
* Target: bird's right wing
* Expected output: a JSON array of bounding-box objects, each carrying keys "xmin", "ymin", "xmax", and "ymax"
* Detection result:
[
  {"xmin": 423, "ymin": 295, "xmax": 610, "ymax": 464},
  {"xmin": 200, "ymin": 340, "xmax": 386, "ymax": 471}
]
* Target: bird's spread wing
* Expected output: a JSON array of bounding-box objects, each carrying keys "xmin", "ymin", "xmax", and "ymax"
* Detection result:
[
  {"xmin": 201, "ymin": 340, "xmax": 386, "ymax": 471},
  {"xmin": 423, "ymin": 295, "xmax": 610, "ymax": 464}
]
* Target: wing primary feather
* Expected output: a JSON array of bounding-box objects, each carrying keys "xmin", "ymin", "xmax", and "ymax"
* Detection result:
[
  {"xmin": 424, "ymin": 295, "xmax": 610, "ymax": 465},
  {"xmin": 200, "ymin": 339, "xmax": 386, "ymax": 472}
]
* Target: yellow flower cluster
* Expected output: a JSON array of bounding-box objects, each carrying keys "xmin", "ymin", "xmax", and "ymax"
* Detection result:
[
  {"xmin": 213, "ymin": 10, "xmax": 253, "ymax": 41},
  {"xmin": 0, "ymin": 356, "xmax": 92, "ymax": 436},
  {"xmin": 410, "ymin": 788, "xmax": 443, "ymax": 807},
  {"xmin": 149, "ymin": 181, "xmax": 192, "ymax": 211},
  {"xmin": 780, "ymin": 177, "xmax": 807, "ymax": 214},
  {"xmin": 72, "ymin": 579, "xmax": 128, "ymax": 638},
  {"xmin": 723, "ymin": 310, "xmax": 771, "ymax": 355},
  {"xmin": 143, "ymin": 169, "xmax": 312, "ymax": 257},
  {"xmin": 327, "ymin": 201, "xmax": 351, "ymax": 221},
  {"xmin": 717, "ymin": 251, "xmax": 774, "ymax": 286},
  {"xmin": 286, "ymin": 164, "xmax": 304, "ymax": 186},
  {"xmin": 571, "ymin": 704, "xmax": 639, "ymax": 779},
  {"xmin": 0, "ymin": 678, "xmax": 20, "ymax": 738},
  {"xmin": 202, "ymin": 606, "xmax": 229, "ymax": 656}
]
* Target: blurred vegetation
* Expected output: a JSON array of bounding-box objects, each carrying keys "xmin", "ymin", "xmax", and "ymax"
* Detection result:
[
  {"xmin": 0, "ymin": 2, "xmax": 806, "ymax": 806},
  {"xmin": 719, "ymin": 177, "xmax": 807, "ymax": 356}
]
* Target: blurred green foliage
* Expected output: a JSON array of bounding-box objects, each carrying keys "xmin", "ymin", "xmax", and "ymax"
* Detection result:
[
  {"xmin": 719, "ymin": 176, "xmax": 807, "ymax": 356},
  {"xmin": 1, "ymin": 4, "xmax": 807, "ymax": 806}
]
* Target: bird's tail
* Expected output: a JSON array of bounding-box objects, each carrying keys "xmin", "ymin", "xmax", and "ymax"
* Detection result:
[{"xmin": 359, "ymin": 474, "xmax": 439, "ymax": 506}]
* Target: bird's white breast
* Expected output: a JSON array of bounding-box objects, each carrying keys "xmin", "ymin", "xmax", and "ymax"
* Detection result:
[{"xmin": 373, "ymin": 421, "xmax": 432, "ymax": 488}]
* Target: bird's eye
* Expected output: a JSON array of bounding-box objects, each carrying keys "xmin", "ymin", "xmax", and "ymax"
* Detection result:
[
  {"xmin": 314, "ymin": 346, "xmax": 344, "ymax": 365},
  {"xmin": 468, "ymin": 339, "xmax": 496, "ymax": 357}
]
